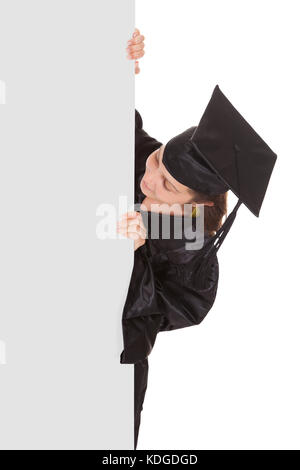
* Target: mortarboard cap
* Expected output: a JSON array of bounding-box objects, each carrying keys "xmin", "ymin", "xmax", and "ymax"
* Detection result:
[
  {"xmin": 162, "ymin": 125, "xmax": 229, "ymax": 196},
  {"xmin": 162, "ymin": 84, "xmax": 277, "ymax": 274}
]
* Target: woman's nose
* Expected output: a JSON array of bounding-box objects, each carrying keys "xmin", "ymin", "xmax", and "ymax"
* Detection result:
[
  {"xmin": 146, "ymin": 154, "xmax": 158, "ymax": 170},
  {"xmin": 145, "ymin": 166, "xmax": 156, "ymax": 183},
  {"xmin": 146, "ymin": 160, "xmax": 153, "ymax": 171}
]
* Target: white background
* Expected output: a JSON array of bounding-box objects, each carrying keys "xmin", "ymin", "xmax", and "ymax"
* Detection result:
[{"xmin": 136, "ymin": 0, "xmax": 300, "ymax": 449}]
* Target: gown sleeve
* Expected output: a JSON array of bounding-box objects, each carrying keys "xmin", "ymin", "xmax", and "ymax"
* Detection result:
[
  {"xmin": 135, "ymin": 109, "xmax": 162, "ymax": 159},
  {"xmin": 120, "ymin": 237, "xmax": 219, "ymax": 364},
  {"xmin": 134, "ymin": 109, "xmax": 163, "ymax": 205},
  {"xmin": 120, "ymin": 242, "xmax": 164, "ymax": 364}
]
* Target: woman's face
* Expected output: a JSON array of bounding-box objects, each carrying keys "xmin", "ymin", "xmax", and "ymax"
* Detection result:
[{"xmin": 140, "ymin": 144, "xmax": 214, "ymax": 209}]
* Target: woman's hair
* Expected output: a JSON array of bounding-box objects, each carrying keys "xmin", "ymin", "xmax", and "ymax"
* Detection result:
[{"xmin": 192, "ymin": 190, "xmax": 228, "ymax": 237}]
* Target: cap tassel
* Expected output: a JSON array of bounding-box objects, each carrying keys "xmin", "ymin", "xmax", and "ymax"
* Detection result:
[{"xmin": 197, "ymin": 199, "xmax": 242, "ymax": 278}]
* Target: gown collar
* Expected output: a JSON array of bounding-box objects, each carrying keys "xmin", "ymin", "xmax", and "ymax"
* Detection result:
[{"xmin": 138, "ymin": 208, "xmax": 211, "ymax": 257}]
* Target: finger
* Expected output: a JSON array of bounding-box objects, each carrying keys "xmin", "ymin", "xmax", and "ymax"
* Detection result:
[
  {"xmin": 127, "ymin": 34, "xmax": 144, "ymax": 46},
  {"xmin": 127, "ymin": 29, "xmax": 139, "ymax": 45},
  {"xmin": 128, "ymin": 232, "xmax": 141, "ymax": 241},
  {"xmin": 117, "ymin": 225, "xmax": 143, "ymax": 241},
  {"xmin": 127, "ymin": 42, "xmax": 144, "ymax": 53},
  {"xmin": 117, "ymin": 217, "xmax": 144, "ymax": 230},
  {"xmin": 132, "ymin": 34, "xmax": 145, "ymax": 45},
  {"xmin": 127, "ymin": 50, "xmax": 145, "ymax": 60},
  {"xmin": 118, "ymin": 221, "xmax": 146, "ymax": 237},
  {"xmin": 117, "ymin": 218, "xmax": 141, "ymax": 229},
  {"xmin": 135, "ymin": 62, "xmax": 140, "ymax": 74},
  {"xmin": 127, "ymin": 28, "xmax": 141, "ymax": 42},
  {"xmin": 126, "ymin": 48, "xmax": 145, "ymax": 60},
  {"xmin": 127, "ymin": 224, "xmax": 147, "ymax": 238},
  {"xmin": 127, "ymin": 44, "xmax": 144, "ymax": 57},
  {"xmin": 134, "ymin": 219, "xmax": 147, "ymax": 237},
  {"xmin": 128, "ymin": 221, "xmax": 147, "ymax": 235},
  {"xmin": 126, "ymin": 46, "xmax": 143, "ymax": 60},
  {"xmin": 117, "ymin": 218, "xmax": 138, "ymax": 228},
  {"xmin": 139, "ymin": 226, "xmax": 147, "ymax": 238},
  {"xmin": 117, "ymin": 228, "xmax": 140, "ymax": 241},
  {"xmin": 120, "ymin": 211, "xmax": 142, "ymax": 220},
  {"xmin": 116, "ymin": 226, "xmax": 130, "ymax": 238},
  {"xmin": 127, "ymin": 40, "xmax": 143, "ymax": 52}
]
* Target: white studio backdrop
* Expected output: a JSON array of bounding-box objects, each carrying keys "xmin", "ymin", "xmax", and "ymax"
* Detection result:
[
  {"xmin": 0, "ymin": 0, "xmax": 135, "ymax": 449},
  {"xmin": 136, "ymin": 0, "xmax": 300, "ymax": 450}
]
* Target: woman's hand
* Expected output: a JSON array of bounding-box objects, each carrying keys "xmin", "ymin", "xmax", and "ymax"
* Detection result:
[
  {"xmin": 126, "ymin": 28, "xmax": 145, "ymax": 74},
  {"xmin": 117, "ymin": 211, "xmax": 147, "ymax": 251}
]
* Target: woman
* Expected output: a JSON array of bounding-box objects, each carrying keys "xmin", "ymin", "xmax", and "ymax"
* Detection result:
[
  {"xmin": 119, "ymin": 29, "xmax": 277, "ymax": 449},
  {"xmin": 120, "ymin": 28, "xmax": 225, "ymax": 449}
]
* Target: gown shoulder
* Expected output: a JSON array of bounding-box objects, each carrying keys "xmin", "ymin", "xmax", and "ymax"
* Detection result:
[{"xmin": 135, "ymin": 109, "xmax": 163, "ymax": 206}]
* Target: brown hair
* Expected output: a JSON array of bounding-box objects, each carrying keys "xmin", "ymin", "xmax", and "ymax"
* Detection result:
[{"xmin": 192, "ymin": 191, "xmax": 228, "ymax": 236}]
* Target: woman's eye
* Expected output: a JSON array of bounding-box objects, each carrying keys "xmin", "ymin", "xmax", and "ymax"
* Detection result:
[{"xmin": 164, "ymin": 179, "xmax": 171, "ymax": 191}]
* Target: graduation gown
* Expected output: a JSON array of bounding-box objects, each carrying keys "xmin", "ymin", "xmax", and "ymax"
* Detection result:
[{"xmin": 120, "ymin": 109, "xmax": 220, "ymax": 449}]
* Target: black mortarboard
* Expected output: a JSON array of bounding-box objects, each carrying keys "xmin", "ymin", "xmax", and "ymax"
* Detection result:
[{"xmin": 162, "ymin": 84, "xmax": 277, "ymax": 273}]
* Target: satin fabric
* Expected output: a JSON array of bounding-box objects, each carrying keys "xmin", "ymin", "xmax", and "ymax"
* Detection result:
[
  {"xmin": 163, "ymin": 126, "xmax": 229, "ymax": 195},
  {"xmin": 120, "ymin": 109, "xmax": 219, "ymax": 449}
]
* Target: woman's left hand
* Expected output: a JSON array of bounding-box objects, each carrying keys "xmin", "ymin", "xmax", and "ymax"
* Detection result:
[
  {"xmin": 126, "ymin": 28, "xmax": 145, "ymax": 74},
  {"xmin": 117, "ymin": 211, "xmax": 147, "ymax": 251}
]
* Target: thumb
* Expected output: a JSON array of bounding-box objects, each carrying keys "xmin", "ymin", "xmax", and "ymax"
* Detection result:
[{"xmin": 135, "ymin": 60, "xmax": 140, "ymax": 74}]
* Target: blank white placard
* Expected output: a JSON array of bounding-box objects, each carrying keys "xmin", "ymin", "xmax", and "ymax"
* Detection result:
[{"xmin": 0, "ymin": 0, "xmax": 135, "ymax": 450}]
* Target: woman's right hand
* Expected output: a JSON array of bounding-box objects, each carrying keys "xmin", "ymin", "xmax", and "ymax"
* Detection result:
[
  {"xmin": 116, "ymin": 211, "xmax": 147, "ymax": 251},
  {"xmin": 126, "ymin": 28, "xmax": 145, "ymax": 74}
]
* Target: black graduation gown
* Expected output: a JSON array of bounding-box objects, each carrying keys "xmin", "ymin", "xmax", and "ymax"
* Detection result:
[{"xmin": 120, "ymin": 109, "xmax": 220, "ymax": 449}]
